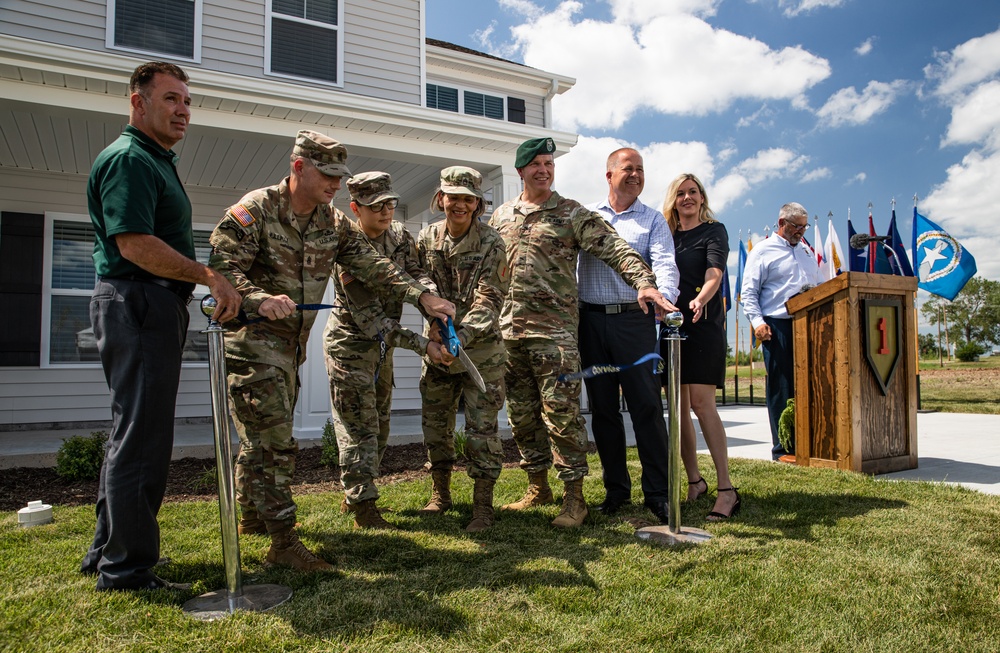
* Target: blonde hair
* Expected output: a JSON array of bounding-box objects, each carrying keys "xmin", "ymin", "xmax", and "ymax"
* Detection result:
[{"xmin": 661, "ymin": 173, "xmax": 716, "ymax": 233}]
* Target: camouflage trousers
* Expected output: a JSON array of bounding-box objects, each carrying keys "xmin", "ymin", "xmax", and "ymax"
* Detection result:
[
  {"xmin": 504, "ymin": 337, "xmax": 589, "ymax": 481},
  {"xmin": 226, "ymin": 358, "xmax": 299, "ymax": 533},
  {"xmin": 420, "ymin": 361, "xmax": 505, "ymax": 481},
  {"xmin": 326, "ymin": 342, "xmax": 394, "ymax": 504}
]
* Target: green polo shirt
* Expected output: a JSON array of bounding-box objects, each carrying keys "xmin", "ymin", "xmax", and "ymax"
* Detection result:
[{"xmin": 88, "ymin": 125, "xmax": 194, "ymax": 278}]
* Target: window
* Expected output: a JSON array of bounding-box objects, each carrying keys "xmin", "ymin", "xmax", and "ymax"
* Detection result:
[
  {"xmin": 427, "ymin": 84, "xmax": 527, "ymax": 124},
  {"xmin": 464, "ymin": 91, "xmax": 504, "ymax": 120},
  {"xmin": 43, "ymin": 214, "xmax": 214, "ymax": 366},
  {"xmin": 268, "ymin": 0, "xmax": 343, "ymax": 85},
  {"xmin": 107, "ymin": 0, "xmax": 202, "ymax": 61},
  {"xmin": 427, "ymin": 84, "xmax": 458, "ymax": 112}
]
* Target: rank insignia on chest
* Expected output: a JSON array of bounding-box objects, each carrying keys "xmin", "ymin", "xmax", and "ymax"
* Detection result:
[{"xmin": 230, "ymin": 204, "xmax": 256, "ymax": 227}]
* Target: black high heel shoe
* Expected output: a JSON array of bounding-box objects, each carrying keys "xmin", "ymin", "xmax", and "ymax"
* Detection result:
[
  {"xmin": 687, "ymin": 476, "xmax": 708, "ymax": 502},
  {"xmin": 705, "ymin": 487, "xmax": 741, "ymax": 521}
]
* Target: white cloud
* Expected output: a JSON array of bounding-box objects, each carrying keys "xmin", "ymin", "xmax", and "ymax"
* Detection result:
[
  {"xmin": 502, "ymin": 1, "xmax": 830, "ymax": 130},
  {"xmin": 926, "ymin": 28, "xmax": 1000, "ymax": 96},
  {"xmin": 847, "ymin": 172, "xmax": 867, "ymax": 185},
  {"xmin": 816, "ymin": 80, "xmax": 908, "ymax": 128},
  {"xmin": 941, "ymin": 80, "xmax": 1000, "ymax": 151},
  {"xmin": 800, "ymin": 167, "xmax": 832, "ymax": 182},
  {"xmin": 855, "ymin": 37, "xmax": 874, "ymax": 56},
  {"xmin": 922, "ymin": 149, "xmax": 1000, "ymax": 279},
  {"xmin": 780, "ymin": 0, "xmax": 846, "ymax": 18},
  {"xmin": 552, "ymin": 135, "xmax": 715, "ymax": 212},
  {"xmin": 921, "ymin": 28, "xmax": 1000, "ymax": 279}
]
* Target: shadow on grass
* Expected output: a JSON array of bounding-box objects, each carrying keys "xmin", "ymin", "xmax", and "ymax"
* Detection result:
[
  {"xmin": 212, "ymin": 507, "xmax": 641, "ymax": 641},
  {"xmin": 717, "ymin": 490, "xmax": 908, "ymax": 542}
]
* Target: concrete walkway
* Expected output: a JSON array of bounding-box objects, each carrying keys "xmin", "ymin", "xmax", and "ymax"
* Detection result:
[{"xmin": 2, "ymin": 405, "xmax": 997, "ymax": 495}]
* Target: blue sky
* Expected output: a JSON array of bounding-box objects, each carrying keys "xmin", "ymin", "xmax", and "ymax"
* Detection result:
[{"xmin": 426, "ymin": 0, "xmax": 1000, "ymax": 346}]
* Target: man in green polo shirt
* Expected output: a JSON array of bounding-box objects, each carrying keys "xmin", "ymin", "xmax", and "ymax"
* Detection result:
[{"xmin": 81, "ymin": 61, "xmax": 240, "ymax": 592}]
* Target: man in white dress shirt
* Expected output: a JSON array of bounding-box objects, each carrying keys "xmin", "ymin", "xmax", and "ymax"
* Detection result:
[
  {"xmin": 740, "ymin": 202, "xmax": 822, "ymax": 460},
  {"xmin": 578, "ymin": 147, "xmax": 679, "ymax": 520}
]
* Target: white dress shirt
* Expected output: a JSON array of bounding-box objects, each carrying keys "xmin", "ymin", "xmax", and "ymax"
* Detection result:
[{"xmin": 740, "ymin": 232, "xmax": 823, "ymax": 328}]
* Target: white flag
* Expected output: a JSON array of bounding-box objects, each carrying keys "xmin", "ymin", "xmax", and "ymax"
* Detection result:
[{"xmin": 823, "ymin": 219, "xmax": 846, "ymax": 280}]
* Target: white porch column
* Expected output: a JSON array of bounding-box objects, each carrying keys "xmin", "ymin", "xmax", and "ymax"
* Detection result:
[{"xmin": 488, "ymin": 166, "xmax": 522, "ymax": 208}]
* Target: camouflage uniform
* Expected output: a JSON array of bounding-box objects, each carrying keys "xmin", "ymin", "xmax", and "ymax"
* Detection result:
[
  {"xmin": 209, "ymin": 177, "xmax": 429, "ymax": 533},
  {"xmin": 417, "ymin": 214, "xmax": 509, "ymax": 481},
  {"xmin": 489, "ymin": 190, "xmax": 656, "ymax": 481},
  {"xmin": 324, "ymin": 216, "xmax": 434, "ymax": 505}
]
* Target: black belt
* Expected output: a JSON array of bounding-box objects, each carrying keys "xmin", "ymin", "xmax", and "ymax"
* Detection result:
[
  {"xmin": 100, "ymin": 275, "xmax": 195, "ymax": 302},
  {"xmin": 579, "ymin": 301, "xmax": 641, "ymax": 315}
]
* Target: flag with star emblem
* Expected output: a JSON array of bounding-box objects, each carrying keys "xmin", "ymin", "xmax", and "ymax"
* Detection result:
[{"xmin": 912, "ymin": 209, "xmax": 976, "ymax": 300}]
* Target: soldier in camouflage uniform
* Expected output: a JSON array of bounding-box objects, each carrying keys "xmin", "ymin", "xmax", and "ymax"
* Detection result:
[
  {"xmin": 488, "ymin": 137, "xmax": 671, "ymax": 528},
  {"xmin": 323, "ymin": 171, "xmax": 449, "ymax": 528},
  {"xmin": 209, "ymin": 131, "xmax": 456, "ymax": 571},
  {"xmin": 416, "ymin": 167, "xmax": 510, "ymax": 532}
]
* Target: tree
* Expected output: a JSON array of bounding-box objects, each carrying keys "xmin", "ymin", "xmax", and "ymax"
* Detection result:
[
  {"xmin": 917, "ymin": 333, "xmax": 940, "ymax": 359},
  {"xmin": 920, "ymin": 276, "xmax": 1000, "ymax": 350}
]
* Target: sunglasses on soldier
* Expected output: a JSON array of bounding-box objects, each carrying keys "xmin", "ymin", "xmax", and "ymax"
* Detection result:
[{"xmin": 363, "ymin": 199, "xmax": 399, "ymax": 212}]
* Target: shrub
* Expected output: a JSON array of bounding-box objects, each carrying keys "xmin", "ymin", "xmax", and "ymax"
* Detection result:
[
  {"xmin": 778, "ymin": 399, "xmax": 795, "ymax": 454},
  {"xmin": 955, "ymin": 342, "xmax": 986, "ymax": 362},
  {"xmin": 55, "ymin": 431, "xmax": 108, "ymax": 481},
  {"xmin": 320, "ymin": 418, "xmax": 340, "ymax": 469}
]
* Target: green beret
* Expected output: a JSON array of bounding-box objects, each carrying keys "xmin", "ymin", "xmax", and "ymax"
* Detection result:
[{"xmin": 514, "ymin": 137, "xmax": 556, "ymax": 168}]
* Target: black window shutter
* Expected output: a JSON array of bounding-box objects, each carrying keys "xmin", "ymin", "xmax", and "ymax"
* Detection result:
[
  {"xmin": 507, "ymin": 97, "xmax": 526, "ymax": 124},
  {"xmin": 0, "ymin": 213, "xmax": 44, "ymax": 366}
]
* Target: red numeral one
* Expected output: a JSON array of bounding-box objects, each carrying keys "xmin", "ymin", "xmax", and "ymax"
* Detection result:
[{"xmin": 877, "ymin": 317, "xmax": 889, "ymax": 354}]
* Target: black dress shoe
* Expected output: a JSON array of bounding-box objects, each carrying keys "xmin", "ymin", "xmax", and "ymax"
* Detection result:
[
  {"xmin": 595, "ymin": 497, "xmax": 629, "ymax": 516},
  {"xmin": 96, "ymin": 574, "xmax": 192, "ymax": 592},
  {"xmin": 644, "ymin": 500, "xmax": 670, "ymax": 525}
]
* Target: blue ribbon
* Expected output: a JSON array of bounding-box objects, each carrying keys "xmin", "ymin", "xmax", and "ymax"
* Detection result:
[
  {"xmin": 236, "ymin": 302, "xmax": 342, "ymax": 325},
  {"xmin": 558, "ymin": 352, "xmax": 663, "ymax": 382}
]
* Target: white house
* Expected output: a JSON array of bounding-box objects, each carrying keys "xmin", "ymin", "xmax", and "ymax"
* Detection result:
[{"xmin": 0, "ymin": 0, "xmax": 576, "ymax": 438}]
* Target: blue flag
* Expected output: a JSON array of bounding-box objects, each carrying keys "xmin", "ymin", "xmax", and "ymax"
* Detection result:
[
  {"xmin": 912, "ymin": 209, "xmax": 977, "ymax": 300},
  {"xmin": 735, "ymin": 239, "xmax": 748, "ymax": 304},
  {"xmin": 847, "ymin": 218, "xmax": 864, "ymax": 272},
  {"xmin": 887, "ymin": 209, "xmax": 915, "ymax": 276}
]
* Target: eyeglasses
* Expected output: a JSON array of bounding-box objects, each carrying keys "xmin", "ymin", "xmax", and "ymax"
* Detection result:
[
  {"xmin": 785, "ymin": 221, "xmax": 808, "ymax": 232},
  {"xmin": 365, "ymin": 199, "xmax": 398, "ymax": 212}
]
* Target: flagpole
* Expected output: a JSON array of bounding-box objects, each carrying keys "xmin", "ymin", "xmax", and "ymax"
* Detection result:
[{"xmin": 734, "ymin": 230, "xmax": 741, "ymax": 405}]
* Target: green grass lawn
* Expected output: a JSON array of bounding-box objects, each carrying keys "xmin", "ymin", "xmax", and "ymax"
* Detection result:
[
  {"xmin": 918, "ymin": 355, "xmax": 1000, "ymax": 415},
  {"xmin": 4, "ymin": 455, "xmax": 1000, "ymax": 652}
]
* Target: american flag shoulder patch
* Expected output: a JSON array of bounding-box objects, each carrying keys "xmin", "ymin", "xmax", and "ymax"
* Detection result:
[
  {"xmin": 340, "ymin": 271, "xmax": 355, "ymax": 285},
  {"xmin": 230, "ymin": 204, "xmax": 256, "ymax": 227}
]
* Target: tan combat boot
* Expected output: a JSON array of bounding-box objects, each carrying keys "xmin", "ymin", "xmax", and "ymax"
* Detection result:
[
  {"xmin": 465, "ymin": 478, "xmax": 496, "ymax": 532},
  {"xmin": 265, "ymin": 530, "xmax": 333, "ymax": 571},
  {"xmin": 551, "ymin": 478, "xmax": 588, "ymax": 528},
  {"xmin": 419, "ymin": 469, "xmax": 453, "ymax": 513},
  {"xmin": 501, "ymin": 471, "xmax": 554, "ymax": 510},
  {"xmin": 352, "ymin": 499, "xmax": 396, "ymax": 530}
]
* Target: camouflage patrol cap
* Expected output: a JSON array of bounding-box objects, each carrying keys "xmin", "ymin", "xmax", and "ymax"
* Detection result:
[
  {"xmin": 438, "ymin": 166, "xmax": 483, "ymax": 199},
  {"xmin": 347, "ymin": 171, "xmax": 400, "ymax": 206},
  {"xmin": 293, "ymin": 129, "xmax": 351, "ymax": 177},
  {"xmin": 514, "ymin": 137, "xmax": 556, "ymax": 168}
]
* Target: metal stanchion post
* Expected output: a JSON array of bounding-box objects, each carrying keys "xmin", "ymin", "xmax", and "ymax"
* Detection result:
[
  {"xmin": 184, "ymin": 296, "xmax": 292, "ymax": 621},
  {"xmin": 636, "ymin": 312, "xmax": 712, "ymax": 547}
]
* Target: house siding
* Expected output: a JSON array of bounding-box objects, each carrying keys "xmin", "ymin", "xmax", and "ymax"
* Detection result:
[{"xmin": 0, "ymin": 0, "xmax": 106, "ymax": 51}]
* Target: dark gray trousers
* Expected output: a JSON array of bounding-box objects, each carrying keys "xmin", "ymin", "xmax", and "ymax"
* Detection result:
[
  {"xmin": 579, "ymin": 308, "xmax": 670, "ymax": 503},
  {"xmin": 82, "ymin": 278, "xmax": 188, "ymax": 589}
]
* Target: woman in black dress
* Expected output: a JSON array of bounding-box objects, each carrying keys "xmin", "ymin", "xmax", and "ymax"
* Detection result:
[{"xmin": 661, "ymin": 173, "xmax": 739, "ymax": 520}]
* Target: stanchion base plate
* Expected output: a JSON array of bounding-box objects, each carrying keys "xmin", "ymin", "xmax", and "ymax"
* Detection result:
[
  {"xmin": 635, "ymin": 525, "xmax": 713, "ymax": 546},
  {"xmin": 183, "ymin": 583, "xmax": 293, "ymax": 621}
]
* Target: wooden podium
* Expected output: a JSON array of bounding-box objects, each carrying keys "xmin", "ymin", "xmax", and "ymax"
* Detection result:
[{"xmin": 785, "ymin": 272, "xmax": 918, "ymax": 474}]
